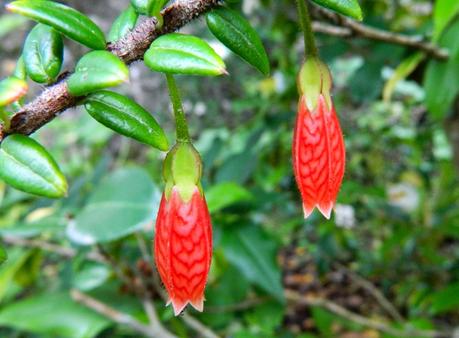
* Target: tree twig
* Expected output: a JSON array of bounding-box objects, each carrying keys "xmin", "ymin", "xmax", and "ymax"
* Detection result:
[
  {"xmin": 181, "ymin": 313, "xmax": 220, "ymax": 338},
  {"xmin": 311, "ymin": 8, "xmax": 448, "ymax": 60},
  {"xmin": 1, "ymin": 236, "xmax": 106, "ymax": 263},
  {"xmin": 334, "ymin": 262, "xmax": 404, "ymax": 322},
  {"xmin": 286, "ymin": 290, "xmax": 452, "ymax": 338},
  {"xmin": 71, "ymin": 289, "xmax": 176, "ymax": 338},
  {"xmin": 0, "ymin": 0, "xmax": 220, "ymax": 141}
]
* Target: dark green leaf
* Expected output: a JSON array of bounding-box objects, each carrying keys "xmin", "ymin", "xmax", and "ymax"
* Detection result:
[
  {"xmin": 7, "ymin": 0, "xmax": 106, "ymax": 50},
  {"xmin": 84, "ymin": 91, "xmax": 168, "ymax": 150},
  {"xmin": 0, "ymin": 292, "xmax": 111, "ymax": 338},
  {"xmin": 108, "ymin": 5, "xmax": 138, "ymax": 42},
  {"xmin": 206, "ymin": 7, "xmax": 270, "ymax": 75},
  {"xmin": 67, "ymin": 51, "xmax": 129, "ymax": 96},
  {"xmin": 0, "ymin": 245, "xmax": 7, "ymax": 266},
  {"xmin": 430, "ymin": 283, "xmax": 459, "ymax": 314},
  {"xmin": 221, "ymin": 224, "xmax": 284, "ymax": 301},
  {"xmin": 424, "ymin": 19, "xmax": 459, "ymax": 119},
  {"xmin": 310, "ymin": 0, "xmax": 363, "ymax": 21},
  {"xmin": 23, "ymin": 24, "xmax": 63, "ymax": 83},
  {"xmin": 68, "ymin": 167, "xmax": 159, "ymax": 244},
  {"xmin": 144, "ymin": 33, "xmax": 226, "ymax": 76},
  {"xmin": 0, "ymin": 77, "xmax": 27, "ymax": 106},
  {"xmin": 0, "ymin": 134, "xmax": 67, "ymax": 198}
]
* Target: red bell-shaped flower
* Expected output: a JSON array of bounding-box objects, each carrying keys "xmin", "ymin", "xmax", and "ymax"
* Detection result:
[
  {"xmin": 293, "ymin": 58, "xmax": 345, "ymax": 219},
  {"xmin": 154, "ymin": 143, "xmax": 212, "ymax": 315},
  {"xmin": 154, "ymin": 186, "xmax": 212, "ymax": 315}
]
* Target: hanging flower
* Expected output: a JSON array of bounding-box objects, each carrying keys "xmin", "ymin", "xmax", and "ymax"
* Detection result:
[
  {"xmin": 154, "ymin": 143, "xmax": 212, "ymax": 315},
  {"xmin": 293, "ymin": 58, "xmax": 346, "ymax": 219}
]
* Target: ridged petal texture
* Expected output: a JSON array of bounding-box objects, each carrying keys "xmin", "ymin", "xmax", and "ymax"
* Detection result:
[
  {"xmin": 293, "ymin": 95, "xmax": 345, "ymax": 219},
  {"xmin": 154, "ymin": 187, "xmax": 212, "ymax": 315}
]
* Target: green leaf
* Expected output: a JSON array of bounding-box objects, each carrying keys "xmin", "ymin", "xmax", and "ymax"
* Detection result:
[
  {"xmin": 0, "ymin": 245, "xmax": 7, "ymax": 266},
  {"xmin": 0, "ymin": 77, "xmax": 27, "ymax": 107},
  {"xmin": 108, "ymin": 5, "xmax": 138, "ymax": 42},
  {"xmin": 206, "ymin": 7, "xmax": 270, "ymax": 75},
  {"xmin": 0, "ymin": 134, "xmax": 67, "ymax": 198},
  {"xmin": 0, "ymin": 248, "xmax": 31, "ymax": 302},
  {"xmin": 310, "ymin": 0, "xmax": 363, "ymax": 21},
  {"xmin": 205, "ymin": 182, "xmax": 253, "ymax": 213},
  {"xmin": 68, "ymin": 167, "xmax": 159, "ymax": 244},
  {"xmin": 7, "ymin": 0, "xmax": 106, "ymax": 50},
  {"xmin": 73, "ymin": 264, "xmax": 111, "ymax": 291},
  {"xmin": 383, "ymin": 52, "xmax": 425, "ymax": 102},
  {"xmin": 0, "ymin": 292, "xmax": 111, "ymax": 338},
  {"xmin": 67, "ymin": 51, "xmax": 129, "ymax": 96},
  {"xmin": 433, "ymin": 0, "xmax": 459, "ymax": 41},
  {"xmin": 23, "ymin": 24, "xmax": 63, "ymax": 83},
  {"xmin": 144, "ymin": 33, "xmax": 226, "ymax": 76},
  {"xmin": 430, "ymin": 283, "xmax": 459, "ymax": 314},
  {"xmin": 221, "ymin": 224, "xmax": 284, "ymax": 302},
  {"xmin": 424, "ymin": 19, "xmax": 459, "ymax": 119},
  {"xmin": 84, "ymin": 90, "xmax": 168, "ymax": 150}
]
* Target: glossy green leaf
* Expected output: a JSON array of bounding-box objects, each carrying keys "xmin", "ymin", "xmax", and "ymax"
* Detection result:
[
  {"xmin": 144, "ymin": 33, "xmax": 226, "ymax": 76},
  {"xmin": 7, "ymin": 0, "xmax": 106, "ymax": 50},
  {"xmin": 310, "ymin": 0, "xmax": 363, "ymax": 21},
  {"xmin": 424, "ymin": 19, "xmax": 459, "ymax": 119},
  {"xmin": 383, "ymin": 52, "xmax": 425, "ymax": 102},
  {"xmin": 84, "ymin": 90, "xmax": 168, "ymax": 150},
  {"xmin": 108, "ymin": 5, "xmax": 138, "ymax": 42},
  {"xmin": 0, "ymin": 134, "xmax": 67, "ymax": 198},
  {"xmin": 0, "ymin": 292, "xmax": 111, "ymax": 338},
  {"xmin": 23, "ymin": 24, "xmax": 63, "ymax": 83},
  {"xmin": 0, "ymin": 77, "xmax": 27, "ymax": 107},
  {"xmin": 67, "ymin": 51, "xmax": 129, "ymax": 96},
  {"xmin": 67, "ymin": 167, "xmax": 159, "ymax": 244},
  {"xmin": 221, "ymin": 224, "xmax": 284, "ymax": 302},
  {"xmin": 206, "ymin": 7, "xmax": 270, "ymax": 75},
  {"xmin": 206, "ymin": 182, "xmax": 253, "ymax": 213}
]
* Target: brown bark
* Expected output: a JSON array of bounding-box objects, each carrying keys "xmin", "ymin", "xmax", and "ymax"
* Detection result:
[{"xmin": 0, "ymin": 0, "xmax": 220, "ymax": 141}]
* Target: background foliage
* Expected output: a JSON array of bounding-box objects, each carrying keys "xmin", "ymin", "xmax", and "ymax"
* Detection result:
[{"xmin": 0, "ymin": 0, "xmax": 458, "ymax": 337}]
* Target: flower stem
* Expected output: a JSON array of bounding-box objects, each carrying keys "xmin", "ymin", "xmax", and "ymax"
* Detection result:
[
  {"xmin": 296, "ymin": 0, "xmax": 318, "ymax": 57},
  {"xmin": 165, "ymin": 74, "xmax": 190, "ymax": 143}
]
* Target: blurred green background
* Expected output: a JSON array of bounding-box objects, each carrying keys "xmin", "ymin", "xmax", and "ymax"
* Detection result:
[{"xmin": 0, "ymin": 0, "xmax": 459, "ymax": 337}]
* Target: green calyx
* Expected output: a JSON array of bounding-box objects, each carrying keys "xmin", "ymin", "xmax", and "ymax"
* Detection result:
[
  {"xmin": 163, "ymin": 142, "xmax": 203, "ymax": 203},
  {"xmin": 297, "ymin": 57, "xmax": 332, "ymax": 111}
]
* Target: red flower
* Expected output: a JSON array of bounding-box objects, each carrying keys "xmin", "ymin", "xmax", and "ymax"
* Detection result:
[
  {"xmin": 154, "ymin": 185, "xmax": 212, "ymax": 315},
  {"xmin": 293, "ymin": 94, "xmax": 345, "ymax": 219}
]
